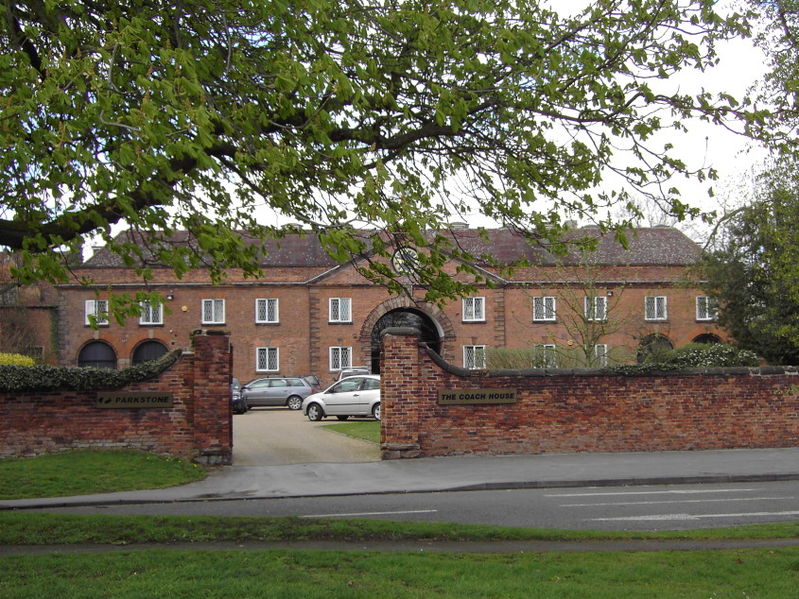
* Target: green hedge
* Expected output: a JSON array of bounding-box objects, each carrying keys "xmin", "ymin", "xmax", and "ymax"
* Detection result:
[
  {"xmin": 648, "ymin": 343, "xmax": 759, "ymax": 369},
  {"xmin": 606, "ymin": 343, "xmax": 759, "ymax": 375},
  {"xmin": 0, "ymin": 350, "xmax": 182, "ymax": 393}
]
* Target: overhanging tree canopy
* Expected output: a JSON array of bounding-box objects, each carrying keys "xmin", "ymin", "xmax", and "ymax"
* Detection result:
[{"xmin": 1, "ymin": 0, "xmax": 755, "ymax": 306}]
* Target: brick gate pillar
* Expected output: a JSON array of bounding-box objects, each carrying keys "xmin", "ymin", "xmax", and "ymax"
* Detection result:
[
  {"xmin": 380, "ymin": 327, "xmax": 423, "ymax": 458},
  {"xmin": 190, "ymin": 330, "xmax": 233, "ymax": 465}
]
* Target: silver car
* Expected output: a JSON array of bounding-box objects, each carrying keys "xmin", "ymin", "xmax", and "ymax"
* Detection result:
[
  {"xmin": 336, "ymin": 366, "xmax": 370, "ymax": 381},
  {"xmin": 302, "ymin": 375, "xmax": 381, "ymax": 421},
  {"xmin": 241, "ymin": 377, "xmax": 315, "ymax": 410}
]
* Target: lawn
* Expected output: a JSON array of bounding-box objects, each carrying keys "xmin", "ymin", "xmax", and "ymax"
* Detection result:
[
  {"xmin": 3, "ymin": 546, "xmax": 799, "ymax": 598},
  {"xmin": 322, "ymin": 420, "xmax": 380, "ymax": 443},
  {"xmin": 0, "ymin": 450, "xmax": 206, "ymax": 499}
]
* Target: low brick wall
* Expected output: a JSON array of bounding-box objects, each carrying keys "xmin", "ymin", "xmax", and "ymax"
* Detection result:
[
  {"xmin": 380, "ymin": 328, "xmax": 799, "ymax": 459},
  {"xmin": 0, "ymin": 331, "xmax": 232, "ymax": 464}
]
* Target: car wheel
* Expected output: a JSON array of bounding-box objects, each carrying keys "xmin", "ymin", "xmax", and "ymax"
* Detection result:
[
  {"xmin": 286, "ymin": 395, "xmax": 303, "ymax": 410},
  {"xmin": 307, "ymin": 403, "xmax": 324, "ymax": 421},
  {"xmin": 372, "ymin": 402, "xmax": 381, "ymax": 421},
  {"xmin": 336, "ymin": 415, "xmax": 349, "ymax": 421}
]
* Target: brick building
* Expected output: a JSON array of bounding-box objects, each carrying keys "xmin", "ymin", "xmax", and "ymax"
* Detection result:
[
  {"xmin": 53, "ymin": 225, "xmax": 723, "ymax": 385},
  {"xmin": 0, "ymin": 253, "xmax": 60, "ymax": 364}
]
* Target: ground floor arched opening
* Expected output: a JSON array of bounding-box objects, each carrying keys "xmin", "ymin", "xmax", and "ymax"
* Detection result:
[
  {"xmin": 77, "ymin": 340, "xmax": 117, "ymax": 369},
  {"xmin": 132, "ymin": 340, "xmax": 168, "ymax": 364},
  {"xmin": 636, "ymin": 333, "xmax": 674, "ymax": 363},
  {"xmin": 693, "ymin": 333, "xmax": 722, "ymax": 344}
]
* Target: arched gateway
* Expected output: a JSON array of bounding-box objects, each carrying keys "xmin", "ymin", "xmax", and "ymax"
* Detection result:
[
  {"xmin": 370, "ymin": 309, "xmax": 440, "ymax": 373},
  {"xmin": 360, "ymin": 298, "xmax": 454, "ymax": 373}
]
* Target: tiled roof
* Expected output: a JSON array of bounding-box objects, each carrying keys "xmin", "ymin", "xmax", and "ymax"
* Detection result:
[
  {"xmin": 82, "ymin": 230, "xmax": 340, "ymax": 268},
  {"xmin": 81, "ymin": 226, "xmax": 700, "ymax": 269},
  {"xmin": 433, "ymin": 226, "xmax": 700, "ymax": 266}
]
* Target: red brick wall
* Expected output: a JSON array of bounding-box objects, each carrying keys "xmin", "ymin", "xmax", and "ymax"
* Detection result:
[
  {"xmin": 380, "ymin": 329, "xmax": 799, "ymax": 459},
  {"xmin": 0, "ymin": 331, "xmax": 232, "ymax": 464}
]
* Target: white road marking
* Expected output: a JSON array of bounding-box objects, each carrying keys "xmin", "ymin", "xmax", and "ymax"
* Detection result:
[
  {"xmin": 592, "ymin": 510, "xmax": 799, "ymax": 522},
  {"xmin": 564, "ymin": 496, "xmax": 791, "ymax": 507},
  {"xmin": 301, "ymin": 509, "xmax": 438, "ymax": 518},
  {"xmin": 547, "ymin": 488, "xmax": 757, "ymax": 498}
]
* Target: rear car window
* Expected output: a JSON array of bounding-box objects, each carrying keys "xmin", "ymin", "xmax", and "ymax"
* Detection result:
[{"xmin": 362, "ymin": 378, "xmax": 380, "ymax": 390}]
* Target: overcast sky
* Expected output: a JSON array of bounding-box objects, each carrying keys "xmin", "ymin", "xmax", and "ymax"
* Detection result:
[{"xmin": 456, "ymin": 2, "xmax": 770, "ymax": 237}]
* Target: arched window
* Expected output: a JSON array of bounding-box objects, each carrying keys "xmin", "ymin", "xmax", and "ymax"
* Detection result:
[
  {"xmin": 692, "ymin": 333, "xmax": 721, "ymax": 344},
  {"xmin": 132, "ymin": 340, "xmax": 168, "ymax": 364},
  {"xmin": 78, "ymin": 341, "xmax": 117, "ymax": 369}
]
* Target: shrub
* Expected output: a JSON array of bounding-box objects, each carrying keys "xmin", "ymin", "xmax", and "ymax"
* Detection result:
[
  {"xmin": 647, "ymin": 343, "xmax": 759, "ymax": 368},
  {"xmin": 486, "ymin": 346, "xmax": 633, "ymax": 369},
  {"xmin": 0, "ymin": 353, "xmax": 36, "ymax": 367},
  {"xmin": 0, "ymin": 350, "xmax": 182, "ymax": 392},
  {"xmin": 486, "ymin": 348, "xmax": 535, "ymax": 369}
]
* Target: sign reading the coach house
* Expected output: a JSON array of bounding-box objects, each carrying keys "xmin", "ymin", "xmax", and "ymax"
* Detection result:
[
  {"xmin": 96, "ymin": 392, "xmax": 174, "ymax": 409},
  {"xmin": 437, "ymin": 388, "xmax": 517, "ymax": 405}
]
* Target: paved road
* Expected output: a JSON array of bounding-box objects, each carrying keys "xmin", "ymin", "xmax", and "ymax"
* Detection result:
[
  {"xmin": 34, "ymin": 480, "xmax": 799, "ymax": 532},
  {"xmin": 232, "ymin": 407, "xmax": 379, "ymax": 466}
]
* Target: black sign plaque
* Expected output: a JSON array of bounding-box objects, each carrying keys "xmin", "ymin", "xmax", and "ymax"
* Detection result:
[
  {"xmin": 437, "ymin": 388, "xmax": 517, "ymax": 405},
  {"xmin": 96, "ymin": 392, "xmax": 174, "ymax": 409}
]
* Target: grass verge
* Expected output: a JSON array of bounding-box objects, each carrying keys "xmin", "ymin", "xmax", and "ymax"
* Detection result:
[
  {"xmin": 2, "ymin": 512, "xmax": 799, "ymax": 545},
  {"xmin": 2, "ymin": 545, "xmax": 799, "ymax": 598},
  {"xmin": 322, "ymin": 420, "xmax": 380, "ymax": 443},
  {"xmin": 2, "ymin": 514, "xmax": 799, "ymax": 597},
  {"xmin": 0, "ymin": 450, "xmax": 206, "ymax": 499}
]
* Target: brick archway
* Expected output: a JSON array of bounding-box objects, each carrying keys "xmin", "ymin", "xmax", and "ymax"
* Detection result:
[{"xmin": 359, "ymin": 297, "xmax": 456, "ymax": 364}]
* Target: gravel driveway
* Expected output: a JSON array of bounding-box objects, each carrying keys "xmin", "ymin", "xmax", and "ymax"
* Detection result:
[{"xmin": 232, "ymin": 407, "xmax": 380, "ymax": 466}]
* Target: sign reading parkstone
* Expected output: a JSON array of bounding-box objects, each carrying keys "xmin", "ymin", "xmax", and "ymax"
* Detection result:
[
  {"xmin": 96, "ymin": 392, "xmax": 174, "ymax": 409},
  {"xmin": 437, "ymin": 388, "xmax": 517, "ymax": 405}
]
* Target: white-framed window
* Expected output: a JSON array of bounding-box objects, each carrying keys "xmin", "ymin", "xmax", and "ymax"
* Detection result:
[
  {"xmin": 462, "ymin": 296, "xmax": 486, "ymax": 322},
  {"xmin": 255, "ymin": 298, "xmax": 279, "ymax": 323},
  {"xmin": 139, "ymin": 300, "xmax": 163, "ymax": 326},
  {"xmin": 533, "ymin": 343, "xmax": 557, "ymax": 368},
  {"xmin": 463, "ymin": 345, "xmax": 487, "ymax": 370},
  {"xmin": 696, "ymin": 296, "xmax": 718, "ymax": 321},
  {"xmin": 644, "ymin": 296, "xmax": 668, "ymax": 321},
  {"xmin": 590, "ymin": 343, "xmax": 609, "ymax": 367},
  {"xmin": 256, "ymin": 347, "xmax": 279, "ymax": 372},
  {"xmin": 84, "ymin": 299, "xmax": 109, "ymax": 326},
  {"xmin": 329, "ymin": 297, "xmax": 352, "ymax": 323},
  {"xmin": 329, "ymin": 346, "xmax": 353, "ymax": 371},
  {"xmin": 584, "ymin": 296, "xmax": 608, "ymax": 321},
  {"xmin": 533, "ymin": 296, "xmax": 556, "ymax": 322},
  {"xmin": 201, "ymin": 298, "xmax": 225, "ymax": 324}
]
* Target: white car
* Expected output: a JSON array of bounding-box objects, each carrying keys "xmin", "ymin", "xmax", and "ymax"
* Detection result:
[{"xmin": 302, "ymin": 375, "xmax": 381, "ymax": 421}]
